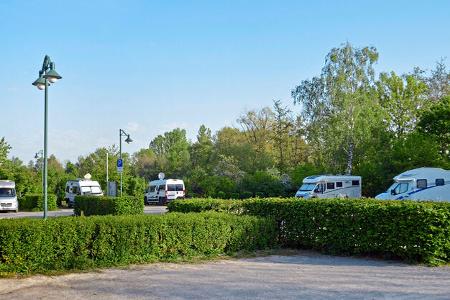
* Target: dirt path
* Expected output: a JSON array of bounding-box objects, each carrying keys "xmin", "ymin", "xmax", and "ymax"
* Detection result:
[{"xmin": 1, "ymin": 251, "xmax": 449, "ymax": 299}]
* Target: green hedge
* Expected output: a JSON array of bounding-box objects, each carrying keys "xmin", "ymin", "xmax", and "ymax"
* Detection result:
[
  {"xmin": 0, "ymin": 212, "xmax": 277, "ymax": 274},
  {"xmin": 74, "ymin": 196, "xmax": 144, "ymax": 216},
  {"xmin": 168, "ymin": 198, "xmax": 450, "ymax": 265},
  {"xmin": 19, "ymin": 194, "xmax": 57, "ymax": 211}
]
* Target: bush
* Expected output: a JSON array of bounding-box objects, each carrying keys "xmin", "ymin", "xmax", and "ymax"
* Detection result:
[
  {"xmin": 74, "ymin": 196, "xmax": 144, "ymax": 216},
  {"xmin": 0, "ymin": 212, "xmax": 277, "ymax": 274},
  {"xmin": 168, "ymin": 197, "xmax": 450, "ymax": 265},
  {"xmin": 19, "ymin": 194, "xmax": 57, "ymax": 211}
]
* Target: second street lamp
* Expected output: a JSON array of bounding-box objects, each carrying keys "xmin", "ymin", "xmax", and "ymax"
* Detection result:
[
  {"xmin": 119, "ymin": 129, "xmax": 132, "ymax": 196},
  {"xmin": 32, "ymin": 55, "xmax": 62, "ymax": 219}
]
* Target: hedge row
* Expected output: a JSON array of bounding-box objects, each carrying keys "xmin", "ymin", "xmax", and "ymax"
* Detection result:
[
  {"xmin": 168, "ymin": 198, "xmax": 450, "ymax": 265},
  {"xmin": 19, "ymin": 194, "xmax": 57, "ymax": 211},
  {"xmin": 0, "ymin": 212, "xmax": 277, "ymax": 274},
  {"xmin": 74, "ymin": 196, "xmax": 144, "ymax": 216}
]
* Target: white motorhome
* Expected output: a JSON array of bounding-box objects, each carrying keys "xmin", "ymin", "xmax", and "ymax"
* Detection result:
[
  {"xmin": 375, "ymin": 167, "xmax": 450, "ymax": 202},
  {"xmin": 144, "ymin": 174, "xmax": 185, "ymax": 205},
  {"xmin": 295, "ymin": 175, "xmax": 362, "ymax": 199},
  {"xmin": 0, "ymin": 180, "xmax": 18, "ymax": 212},
  {"xmin": 65, "ymin": 174, "xmax": 103, "ymax": 207}
]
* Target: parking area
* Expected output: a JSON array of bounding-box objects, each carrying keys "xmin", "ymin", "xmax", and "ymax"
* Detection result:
[
  {"xmin": 0, "ymin": 251, "xmax": 449, "ymax": 299},
  {"xmin": 0, "ymin": 205, "xmax": 167, "ymax": 219}
]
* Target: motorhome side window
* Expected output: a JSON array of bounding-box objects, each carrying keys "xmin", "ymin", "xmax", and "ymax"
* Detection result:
[
  {"xmin": 159, "ymin": 185, "xmax": 166, "ymax": 190},
  {"xmin": 352, "ymin": 180, "xmax": 360, "ymax": 186},
  {"xmin": 326, "ymin": 182, "xmax": 335, "ymax": 190},
  {"xmin": 435, "ymin": 179, "xmax": 444, "ymax": 186},
  {"xmin": 417, "ymin": 179, "xmax": 427, "ymax": 189},
  {"xmin": 336, "ymin": 182, "xmax": 343, "ymax": 188}
]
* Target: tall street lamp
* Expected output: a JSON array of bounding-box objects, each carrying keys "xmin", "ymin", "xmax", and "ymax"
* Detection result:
[
  {"xmin": 34, "ymin": 150, "xmax": 44, "ymax": 193},
  {"xmin": 119, "ymin": 129, "xmax": 132, "ymax": 196},
  {"xmin": 32, "ymin": 55, "xmax": 62, "ymax": 219}
]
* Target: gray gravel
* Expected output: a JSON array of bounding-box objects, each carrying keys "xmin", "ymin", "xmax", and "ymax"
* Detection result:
[{"xmin": 1, "ymin": 251, "xmax": 449, "ymax": 299}]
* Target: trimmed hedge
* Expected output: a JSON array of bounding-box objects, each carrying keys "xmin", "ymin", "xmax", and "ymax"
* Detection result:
[
  {"xmin": 0, "ymin": 212, "xmax": 276, "ymax": 275},
  {"xmin": 168, "ymin": 198, "xmax": 450, "ymax": 265},
  {"xmin": 19, "ymin": 194, "xmax": 57, "ymax": 211},
  {"xmin": 74, "ymin": 196, "xmax": 144, "ymax": 216}
]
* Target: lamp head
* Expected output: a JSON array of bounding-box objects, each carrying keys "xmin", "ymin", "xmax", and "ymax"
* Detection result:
[
  {"xmin": 43, "ymin": 69, "xmax": 62, "ymax": 83},
  {"xmin": 125, "ymin": 135, "xmax": 133, "ymax": 143},
  {"xmin": 32, "ymin": 76, "xmax": 46, "ymax": 90}
]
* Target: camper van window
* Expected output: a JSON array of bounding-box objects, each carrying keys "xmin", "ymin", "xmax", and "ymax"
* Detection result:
[
  {"xmin": 72, "ymin": 187, "xmax": 80, "ymax": 195},
  {"xmin": 66, "ymin": 186, "xmax": 70, "ymax": 193},
  {"xmin": 159, "ymin": 185, "xmax": 166, "ymax": 191},
  {"xmin": 326, "ymin": 182, "xmax": 335, "ymax": 190},
  {"xmin": 417, "ymin": 179, "xmax": 427, "ymax": 189},
  {"xmin": 168, "ymin": 184, "xmax": 184, "ymax": 191},
  {"xmin": 336, "ymin": 182, "xmax": 343, "ymax": 188},
  {"xmin": 0, "ymin": 188, "xmax": 15, "ymax": 197},
  {"xmin": 149, "ymin": 186, "xmax": 156, "ymax": 192},
  {"xmin": 436, "ymin": 178, "xmax": 445, "ymax": 186},
  {"xmin": 299, "ymin": 183, "xmax": 316, "ymax": 191},
  {"xmin": 352, "ymin": 180, "xmax": 360, "ymax": 186},
  {"xmin": 394, "ymin": 182, "xmax": 409, "ymax": 194}
]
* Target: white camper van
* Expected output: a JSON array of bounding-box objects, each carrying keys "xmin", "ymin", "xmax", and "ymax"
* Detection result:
[
  {"xmin": 0, "ymin": 180, "xmax": 18, "ymax": 212},
  {"xmin": 144, "ymin": 175, "xmax": 185, "ymax": 205},
  {"xmin": 375, "ymin": 167, "xmax": 450, "ymax": 202},
  {"xmin": 65, "ymin": 174, "xmax": 103, "ymax": 207},
  {"xmin": 295, "ymin": 175, "xmax": 362, "ymax": 199}
]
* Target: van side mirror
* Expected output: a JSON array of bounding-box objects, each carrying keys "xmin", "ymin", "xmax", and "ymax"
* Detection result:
[{"xmin": 390, "ymin": 189, "xmax": 396, "ymax": 195}]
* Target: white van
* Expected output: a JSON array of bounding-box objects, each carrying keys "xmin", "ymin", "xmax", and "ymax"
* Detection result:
[
  {"xmin": 65, "ymin": 175, "xmax": 103, "ymax": 207},
  {"xmin": 375, "ymin": 167, "xmax": 450, "ymax": 202},
  {"xmin": 144, "ymin": 178, "xmax": 185, "ymax": 205},
  {"xmin": 0, "ymin": 180, "xmax": 18, "ymax": 212},
  {"xmin": 295, "ymin": 175, "xmax": 362, "ymax": 199}
]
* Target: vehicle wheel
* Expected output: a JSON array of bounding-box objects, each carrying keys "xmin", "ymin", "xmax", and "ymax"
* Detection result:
[
  {"xmin": 158, "ymin": 197, "xmax": 163, "ymax": 206},
  {"xmin": 144, "ymin": 197, "xmax": 148, "ymax": 205}
]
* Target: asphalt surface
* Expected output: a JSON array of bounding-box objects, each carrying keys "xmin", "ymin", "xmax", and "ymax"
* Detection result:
[
  {"xmin": 0, "ymin": 205, "xmax": 167, "ymax": 219},
  {"xmin": 0, "ymin": 251, "xmax": 449, "ymax": 299}
]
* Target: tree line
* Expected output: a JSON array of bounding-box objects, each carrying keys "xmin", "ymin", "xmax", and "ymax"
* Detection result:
[{"xmin": 1, "ymin": 43, "xmax": 449, "ymax": 201}]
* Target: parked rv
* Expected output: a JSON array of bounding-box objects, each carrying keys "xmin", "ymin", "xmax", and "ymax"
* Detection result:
[
  {"xmin": 295, "ymin": 175, "xmax": 362, "ymax": 199},
  {"xmin": 65, "ymin": 174, "xmax": 103, "ymax": 207},
  {"xmin": 375, "ymin": 167, "xmax": 450, "ymax": 202},
  {"xmin": 0, "ymin": 180, "xmax": 18, "ymax": 212},
  {"xmin": 144, "ymin": 175, "xmax": 185, "ymax": 205}
]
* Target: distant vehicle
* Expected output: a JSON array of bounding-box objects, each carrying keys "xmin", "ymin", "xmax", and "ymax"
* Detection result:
[
  {"xmin": 145, "ymin": 173, "xmax": 185, "ymax": 205},
  {"xmin": 0, "ymin": 180, "xmax": 18, "ymax": 212},
  {"xmin": 375, "ymin": 167, "xmax": 450, "ymax": 202},
  {"xmin": 65, "ymin": 174, "xmax": 103, "ymax": 207},
  {"xmin": 295, "ymin": 175, "xmax": 362, "ymax": 199}
]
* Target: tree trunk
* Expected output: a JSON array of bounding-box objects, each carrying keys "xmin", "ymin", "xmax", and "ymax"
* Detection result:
[{"xmin": 345, "ymin": 142, "xmax": 354, "ymax": 175}]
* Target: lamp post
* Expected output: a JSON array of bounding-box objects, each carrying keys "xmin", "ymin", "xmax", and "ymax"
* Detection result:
[
  {"xmin": 34, "ymin": 150, "xmax": 44, "ymax": 193},
  {"xmin": 32, "ymin": 55, "xmax": 62, "ymax": 219},
  {"xmin": 119, "ymin": 129, "xmax": 132, "ymax": 196}
]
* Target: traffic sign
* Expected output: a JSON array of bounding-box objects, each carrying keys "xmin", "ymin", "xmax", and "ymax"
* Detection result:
[{"xmin": 117, "ymin": 158, "xmax": 123, "ymax": 173}]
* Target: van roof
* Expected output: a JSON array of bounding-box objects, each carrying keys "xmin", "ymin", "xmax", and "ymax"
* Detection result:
[
  {"xmin": 303, "ymin": 175, "xmax": 361, "ymax": 183},
  {"xmin": 149, "ymin": 179, "xmax": 184, "ymax": 185},
  {"xmin": 0, "ymin": 180, "xmax": 15, "ymax": 188},
  {"xmin": 394, "ymin": 167, "xmax": 450, "ymax": 182}
]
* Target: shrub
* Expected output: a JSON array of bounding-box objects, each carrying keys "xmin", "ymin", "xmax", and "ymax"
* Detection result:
[
  {"xmin": 74, "ymin": 196, "xmax": 144, "ymax": 216},
  {"xmin": 168, "ymin": 197, "xmax": 450, "ymax": 264},
  {"xmin": 19, "ymin": 194, "xmax": 57, "ymax": 211},
  {"xmin": 0, "ymin": 212, "xmax": 277, "ymax": 274}
]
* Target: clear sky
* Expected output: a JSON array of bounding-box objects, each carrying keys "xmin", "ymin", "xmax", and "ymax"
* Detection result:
[{"xmin": 1, "ymin": 0, "xmax": 449, "ymax": 163}]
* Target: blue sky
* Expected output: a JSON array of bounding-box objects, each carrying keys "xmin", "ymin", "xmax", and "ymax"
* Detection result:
[{"xmin": 1, "ymin": 0, "xmax": 449, "ymax": 163}]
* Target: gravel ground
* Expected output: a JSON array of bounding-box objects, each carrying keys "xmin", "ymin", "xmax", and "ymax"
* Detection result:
[
  {"xmin": 0, "ymin": 206, "xmax": 167, "ymax": 219},
  {"xmin": 1, "ymin": 251, "xmax": 449, "ymax": 300}
]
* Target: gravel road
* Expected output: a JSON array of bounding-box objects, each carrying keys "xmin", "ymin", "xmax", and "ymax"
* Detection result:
[
  {"xmin": 0, "ymin": 206, "xmax": 167, "ymax": 219},
  {"xmin": 1, "ymin": 251, "xmax": 449, "ymax": 299}
]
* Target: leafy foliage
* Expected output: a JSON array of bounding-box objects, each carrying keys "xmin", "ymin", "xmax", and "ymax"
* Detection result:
[
  {"xmin": 169, "ymin": 198, "xmax": 450, "ymax": 265},
  {"xmin": 0, "ymin": 212, "xmax": 277, "ymax": 274},
  {"xmin": 74, "ymin": 196, "xmax": 144, "ymax": 216},
  {"xmin": 19, "ymin": 194, "xmax": 57, "ymax": 211}
]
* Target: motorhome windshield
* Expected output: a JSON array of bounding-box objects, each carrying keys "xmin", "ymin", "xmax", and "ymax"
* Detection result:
[
  {"xmin": 81, "ymin": 186, "xmax": 102, "ymax": 194},
  {"xmin": 299, "ymin": 183, "xmax": 316, "ymax": 191},
  {"xmin": 0, "ymin": 188, "xmax": 16, "ymax": 197}
]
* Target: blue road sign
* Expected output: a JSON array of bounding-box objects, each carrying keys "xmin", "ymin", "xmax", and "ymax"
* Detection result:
[{"xmin": 117, "ymin": 158, "xmax": 123, "ymax": 173}]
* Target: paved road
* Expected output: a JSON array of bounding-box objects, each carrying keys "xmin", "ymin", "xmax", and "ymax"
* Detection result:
[
  {"xmin": 0, "ymin": 205, "xmax": 167, "ymax": 219},
  {"xmin": 1, "ymin": 251, "xmax": 449, "ymax": 299}
]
